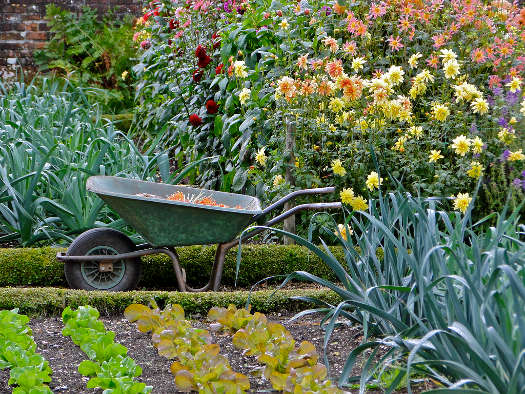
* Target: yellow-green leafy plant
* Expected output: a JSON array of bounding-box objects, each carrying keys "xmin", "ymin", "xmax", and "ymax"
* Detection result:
[
  {"xmin": 124, "ymin": 301, "xmax": 249, "ymax": 393},
  {"xmin": 208, "ymin": 304, "xmax": 341, "ymax": 393}
]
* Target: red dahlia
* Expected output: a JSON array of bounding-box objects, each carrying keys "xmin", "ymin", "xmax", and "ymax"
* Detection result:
[
  {"xmin": 212, "ymin": 32, "xmax": 221, "ymax": 49},
  {"xmin": 192, "ymin": 69, "xmax": 203, "ymax": 82},
  {"xmin": 198, "ymin": 55, "xmax": 212, "ymax": 68},
  {"xmin": 195, "ymin": 45, "xmax": 207, "ymax": 59},
  {"xmin": 215, "ymin": 63, "xmax": 224, "ymax": 74},
  {"xmin": 206, "ymin": 100, "xmax": 219, "ymax": 114},
  {"xmin": 143, "ymin": 11, "xmax": 153, "ymax": 22},
  {"xmin": 189, "ymin": 114, "xmax": 202, "ymax": 127}
]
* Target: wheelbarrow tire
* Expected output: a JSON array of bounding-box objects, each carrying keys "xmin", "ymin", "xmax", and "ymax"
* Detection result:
[{"xmin": 64, "ymin": 228, "xmax": 141, "ymax": 291}]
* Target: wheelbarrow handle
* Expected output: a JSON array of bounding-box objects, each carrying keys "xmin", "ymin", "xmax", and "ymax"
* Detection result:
[
  {"xmin": 264, "ymin": 202, "xmax": 342, "ymax": 227},
  {"xmin": 254, "ymin": 186, "xmax": 336, "ymax": 222},
  {"xmin": 229, "ymin": 201, "xmax": 341, "ymax": 246}
]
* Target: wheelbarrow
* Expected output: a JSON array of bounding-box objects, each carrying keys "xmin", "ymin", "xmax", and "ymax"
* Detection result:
[{"xmin": 56, "ymin": 176, "xmax": 341, "ymax": 292}]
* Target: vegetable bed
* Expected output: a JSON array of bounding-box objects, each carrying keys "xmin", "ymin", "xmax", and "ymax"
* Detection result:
[
  {"xmin": 0, "ymin": 311, "xmax": 431, "ymax": 394},
  {"xmin": 0, "ymin": 313, "xmax": 351, "ymax": 393}
]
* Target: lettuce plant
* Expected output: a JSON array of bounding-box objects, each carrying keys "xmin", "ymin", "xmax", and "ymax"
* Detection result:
[
  {"xmin": 208, "ymin": 304, "xmax": 341, "ymax": 393},
  {"xmin": 125, "ymin": 301, "xmax": 250, "ymax": 393},
  {"xmin": 0, "ymin": 309, "xmax": 53, "ymax": 393},
  {"xmin": 62, "ymin": 305, "xmax": 152, "ymax": 394}
]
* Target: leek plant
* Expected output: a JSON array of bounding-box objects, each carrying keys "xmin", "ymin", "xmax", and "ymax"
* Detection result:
[
  {"xmin": 238, "ymin": 187, "xmax": 525, "ymax": 392},
  {"xmin": 0, "ymin": 79, "xmax": 195, "ymax": 246}
]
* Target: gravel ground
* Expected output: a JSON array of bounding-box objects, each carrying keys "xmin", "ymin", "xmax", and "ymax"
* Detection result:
[{"xmin": 0, "ymin": 314, "xmax": 430, "ymax": 393}]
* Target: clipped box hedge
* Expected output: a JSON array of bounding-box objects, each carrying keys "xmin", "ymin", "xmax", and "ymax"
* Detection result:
[
  {"xmin": 0, "ymin": 245, "xmax": 345, "ymax": 289},
  {"xmin": 0, "ymin": 287, "xmax": 340, "ymax": 316}
]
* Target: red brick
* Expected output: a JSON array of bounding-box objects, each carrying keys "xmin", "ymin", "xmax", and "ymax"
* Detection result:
[
  {"xmin": 2, "ymin": 5, "xmax": 24, "ymax": 13},
  {"xmin": 25, "ymin": 22, "xmax": 39, "ymax": 31},
  {"xmin": 0, "ymin": 32, "xmax": 24, "ymax": 40},
  {"xmin": 0, "ymin": 22, "xmax": 20, "ymax": 31},
  {"xmin": 38, "ymin": 22, "xmax": 49, "ymax": 31},
  {"xmin": 0, "ymin": 42, "xmax": 22, "ymax": 50},
  {"xmin": 6, "ymin": 14, "xmax": 22, "ymax": 23},
  {"xmin": 25, "ymin": 14, "xmax": 44, "ymax": 21},
  {"xmin": 26, "ymin": 41, "xmax": 47, "ymax": 50},
  {"xmin": 25, "ymin": 31, "xmax": 47, "ymax": 40},
  {"xmin": 2, "ymin": 0, "xmax": 141, "ymax": 64}
]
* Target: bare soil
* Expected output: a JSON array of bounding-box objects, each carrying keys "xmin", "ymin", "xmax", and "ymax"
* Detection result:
[{"xmin": 0, "ymin": 314, "xmax": 430, "ymax": 393}]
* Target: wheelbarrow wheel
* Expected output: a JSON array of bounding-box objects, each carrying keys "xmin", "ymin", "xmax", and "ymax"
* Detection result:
[{"xmin": 64, "ymin": 228, "xmax": 141, "ymax": 291}]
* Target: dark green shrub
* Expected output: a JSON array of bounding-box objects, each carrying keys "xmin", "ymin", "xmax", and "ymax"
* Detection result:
[
  {"xmin": 0, "ymin": 245, "xmax": 348, "ymax": 288},
  {"xmin": 0, "ymin": 287, "xmax": 339, "ymax": 317}
]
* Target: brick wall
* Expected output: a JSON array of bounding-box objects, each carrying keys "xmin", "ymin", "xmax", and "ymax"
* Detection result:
[{"xmin": 0, "ymin": 0, "xmax": 142, "ymax": 73}]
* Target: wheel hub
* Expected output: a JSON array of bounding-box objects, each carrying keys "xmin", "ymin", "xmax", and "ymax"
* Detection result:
[
  {"xmin": 80, "ymin": 246, "xmax": 126, "ymax": 290},
  {"xmin": 98, "ymin": 262, "xmax": 114, "ymax": 272}
]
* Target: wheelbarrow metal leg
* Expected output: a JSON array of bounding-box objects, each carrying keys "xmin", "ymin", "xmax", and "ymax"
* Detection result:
[
  {"xmin": 209, "ymin": 244, "xmax": 228, "ymax": 291},
  {"xmin": 164, "ymin": 247, "xmax": 186, "ymax": 292},
  {"xmin": 184, "ymin": 243, "xmax": 228, "ymax": 292}
]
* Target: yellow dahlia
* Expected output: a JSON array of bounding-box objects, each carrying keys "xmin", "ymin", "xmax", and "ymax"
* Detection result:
[
  {"xmin": 432, "ymin": 103, "xmax": 450, "ymax": 121},
  {"xmin": 452, "ymin": 193, "xmax": 472, "ymax": 214},
  {"xmin": 508, "ymin": 150, "xmax": 525, "ymax": 161},
  {"xmin": 255, "ymin": 147, "xmax": 267, "ymax": 166},
  {"xmin": 365, "ymin": 171, "xmax": 381, "ymax": 191},
  {"xmin": 331, "ymin": 159, "xmax": 346, "ymax": 176},
  {"xmin": 408, "ymin": 52, "xmax": 422, "ymax": 68},
  {"xmin": 451, "ymin": 135, "xmax": 470, "ymax": 156},
  {"xmin": 471, "ymin": 97, "xmax": 489, "ymax": 114},
  {"xmin": 351, "ymin": 57, "xmax": 366, "ymax": 72},
  {"xmin": 335, "ymin": 223, "xmax": 353, "ymax": 241},
  {"xmin": 443, "ymin": 59, "xmax": 460, "ymax": 79},
  {"xmin": 340, "ymin": 188, "xmax": 355, "ymax": 204},
  {"xmin": 273, "ymin": 175, "xmax": 285, "ymax": 187},
  {"xmin": 429, "ymin": 150, "xmax": 444, "ymax": 162},
  {"xmin": 506, "ymin": 77, "xmax": 522, "ymax": 93},
  {"xmin": 466, "ymin": 161, "xmax": 483, "ymax": 179},
  {"xmin": 469, "ymin": 137, "xmax": 483, "ymax": 154},
  {"xmin": 350, "ymin": 195, "xmax": 369, "ymax": 211}
]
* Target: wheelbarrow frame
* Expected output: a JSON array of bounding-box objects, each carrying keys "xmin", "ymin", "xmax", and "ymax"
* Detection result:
[{"xmin": 57, "ymin": 185, "xmax": 341, "ymax": 292}]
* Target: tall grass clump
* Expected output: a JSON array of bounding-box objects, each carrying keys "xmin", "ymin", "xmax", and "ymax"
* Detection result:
[
  {"xmin": 238, "ymin": 184, "xmax": 525, "ymax": 392},
  {"xmin": 0, "ymin": 79, "xmax": 172, "ymax": 246}
]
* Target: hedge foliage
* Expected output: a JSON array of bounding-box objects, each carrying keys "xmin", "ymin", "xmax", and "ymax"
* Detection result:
[
  {"xmin": 0, "ymin": 287, "xmax": 339, "ymax": 317},
  {"xmin": 0, "ymin": 245, "xmax": 346, "ymax": 288}
]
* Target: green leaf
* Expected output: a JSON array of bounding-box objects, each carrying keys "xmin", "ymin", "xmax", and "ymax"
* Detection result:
[
  {"xmin": 213, "ymin": 115, "xmax": 223, "ymax": 137},
  {"xmin": 239, "ymin": 116, "xmax": 254, "ymax": 133},
  {"xmin": 78, "ymin": 360, "xmax": 100, "ymax": 376},
  {"xmin": 232, "ymin": 169, "xmax": 247, "ymax": 192}
]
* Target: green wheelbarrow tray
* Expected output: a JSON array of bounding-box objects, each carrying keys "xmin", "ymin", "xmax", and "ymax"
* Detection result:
[
  {"xmin": 85, "ymin": 176, "xmax": 263, "ymax": 247},
  {"xmin": 57, "ymin": 176, "xmax": 341, "ymax": 292}
]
